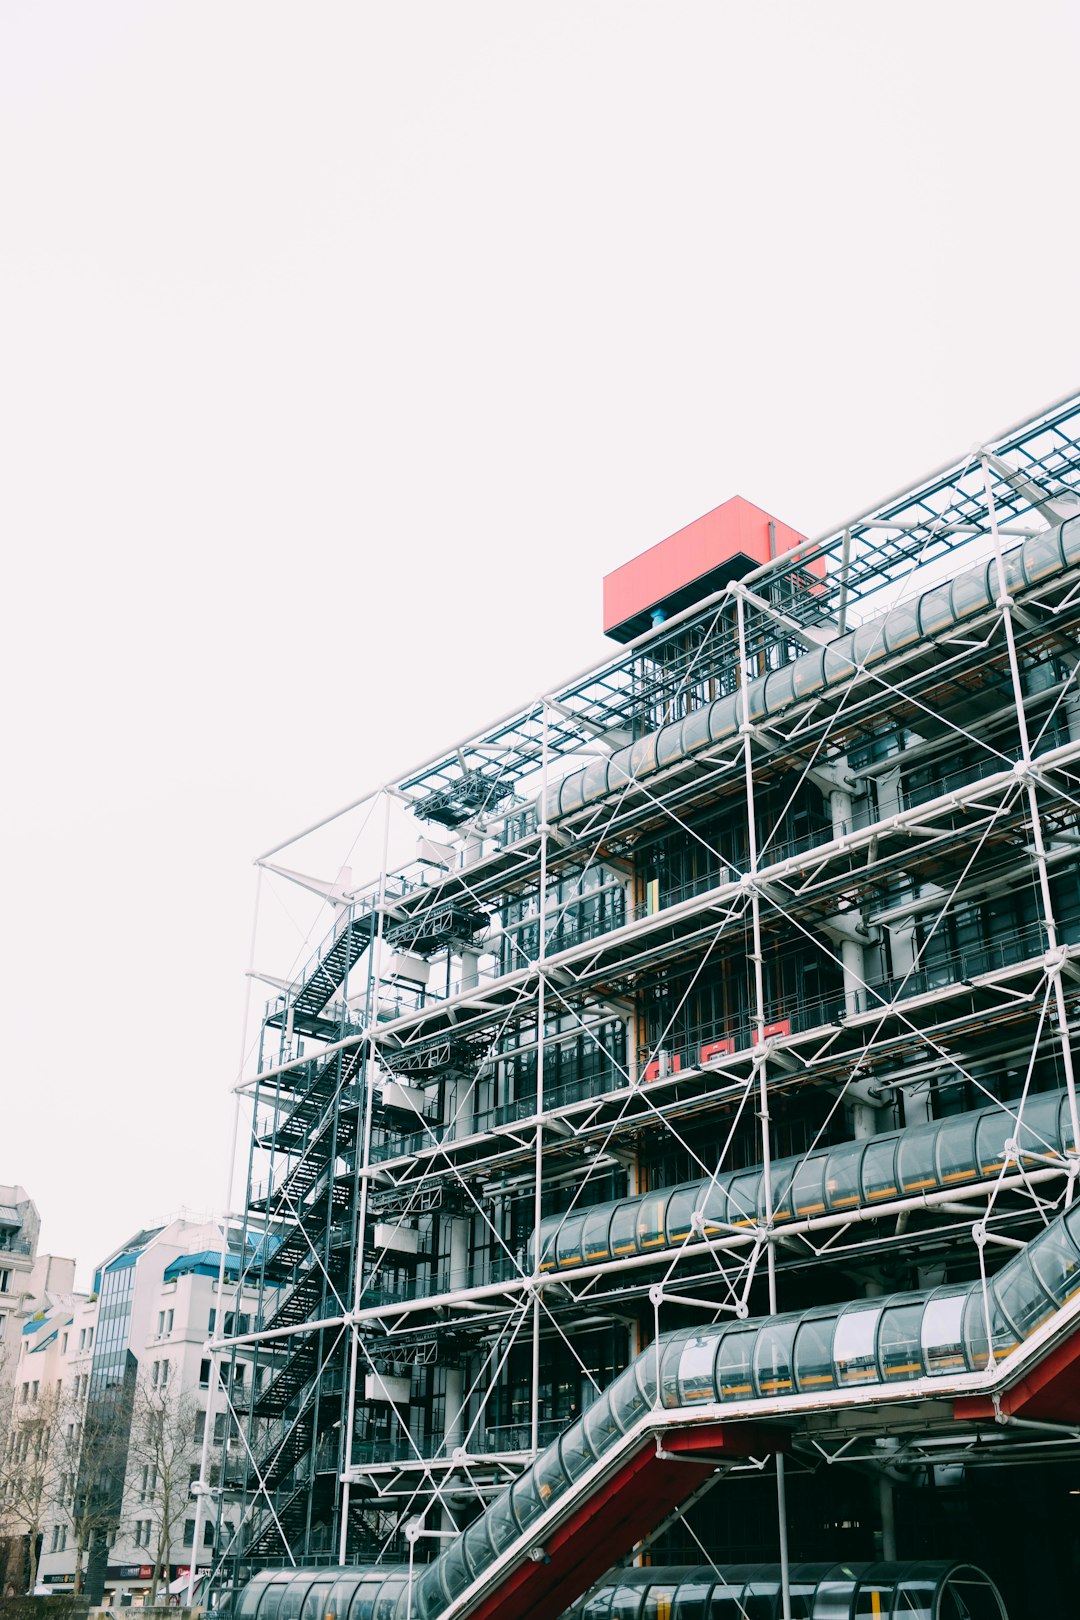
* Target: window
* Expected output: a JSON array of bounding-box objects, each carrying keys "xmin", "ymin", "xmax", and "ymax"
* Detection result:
[
  {"xmin": 183, "ymin": 1519, "xmax": 195, "ymax": 1546},
  {"xmin": 51, "ymin": 1524, "xmax": 67, "ymax": 1553},
  {"xmin": 20, "ymin": 1383, "xmax": 28, "ymax": 1405},
  {"xmin": 31, "ymin": 1381, "xmax": 39, "ymax": 1401},
  {"xmin": 203, "ymin": 1520, "xmax": 215, "ymax": 1546},
  {"xmin": 208, "ymin": 1309, "xmax": 216, "ymax": 1335},
  {"xmin": 200, "ymin": 1359, "xmax": 211, "ymax": 1387},
  {"xmin": 233, "ymin": 1362, "xmax": 246, "ymax": 1387},
  {"xmin": 194, "ymin": 1412, "xmax": 206, "ymax": 1444},
  {"xmin": 78, "ymin": 1329, "xmax": 85, "ymax": 1351},
  {"xmin": 0, "ymin": 1269, "xmax": 10, "ymax": 1294},
  {"xmin": 213, "ymin": 1412, "xmax": 227, "ymax": 1443},
  {"xmin": 151, "ymin": 1358, "xmax": 169, "ymax": 1388},
  {"xmin": 61, "ymin": 1332, "xmax": 68, "ymax": 1355},
  {"xmin": 134, "ymin": 1518, "xmax": 153, "ymax": 1548},
  {"xmin": 85, "ymin": 1326, "xmax": 93, "ymax": 1350}
]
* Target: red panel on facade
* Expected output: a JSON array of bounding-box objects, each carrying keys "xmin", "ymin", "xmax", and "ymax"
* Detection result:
[
  {"xmin": 465, "ymin": 1423, "xmax": 785, "ymax": 1620},
  {"xmin": 954, "ymin": 1323, "xmax": 1080, "ymax": 1425},
  {"xmin": 603, "ymin": 495, "xmax": 815, "ymax": 643}
]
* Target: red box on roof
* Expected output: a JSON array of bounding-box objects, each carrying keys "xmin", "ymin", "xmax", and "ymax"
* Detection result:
[{"xmin": 602, "ymin": 495, "xmax": 815, "ymax": 642}]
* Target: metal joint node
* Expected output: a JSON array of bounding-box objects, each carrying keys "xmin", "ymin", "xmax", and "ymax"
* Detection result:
[
  {"xmin": 972, "ymin": 1222, "xmax": 987, "ymax": 1249},
  {"xmin": 1044, "ymin": 948, "xmax": 1066, "ymax": 975}
]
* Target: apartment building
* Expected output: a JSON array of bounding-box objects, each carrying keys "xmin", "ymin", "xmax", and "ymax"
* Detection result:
[{"xmin": 8, "ymin": 1217, "xmax": 264, "ymax": 1606}]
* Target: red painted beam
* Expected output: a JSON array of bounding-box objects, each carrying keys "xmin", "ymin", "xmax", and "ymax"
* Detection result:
[
  {"xmin": 955, "ymin": 1327, "xmax": 1080, "ymax": 1425},
  {"xmin": 464, "ymin": 1423, "xmax": 785, "ymax": 1620}
]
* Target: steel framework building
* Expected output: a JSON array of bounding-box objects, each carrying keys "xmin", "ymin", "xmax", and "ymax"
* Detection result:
[{"xmin": 198, "ymin": 392, "xmax": 1080, "ymax": 1620}]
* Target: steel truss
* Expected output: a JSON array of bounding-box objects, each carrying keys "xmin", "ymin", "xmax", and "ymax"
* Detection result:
[{"xmin": 197, "ymin": 392, "xmax": 1080, "ymax": 1614}]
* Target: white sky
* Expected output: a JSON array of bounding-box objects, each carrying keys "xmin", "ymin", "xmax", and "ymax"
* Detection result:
[{"xmin": 3, "ymin": 2, "xmax": 1079, "ymax": 1288}]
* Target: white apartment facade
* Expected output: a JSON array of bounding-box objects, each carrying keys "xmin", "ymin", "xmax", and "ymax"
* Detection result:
[{"xmin": 9, "ymin": 1215, "xmax": 267, "ymax": 1606}]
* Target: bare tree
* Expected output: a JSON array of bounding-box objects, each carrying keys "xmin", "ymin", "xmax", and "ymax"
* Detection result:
[
  {"xmin": 127, "ymin": 1372, "xmax": 199, "ymax": 1605},
  {"xmin": 0, "ymin": 1383, "xmax": 62, "ymax": 1593}
]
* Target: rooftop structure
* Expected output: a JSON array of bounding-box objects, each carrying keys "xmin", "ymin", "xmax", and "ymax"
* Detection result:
[{"xmin": 207, "ymin": 391, "xmax": 1080, "ymax": 1620}]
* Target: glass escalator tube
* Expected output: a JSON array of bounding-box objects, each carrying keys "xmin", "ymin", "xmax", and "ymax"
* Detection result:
[{"xmin": 539, "ymin": 1090, "xmax": 1071, "ymax": 1276}]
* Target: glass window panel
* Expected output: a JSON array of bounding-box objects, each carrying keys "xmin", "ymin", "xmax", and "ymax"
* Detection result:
[
  {"xmin": 1030, "ymin": 1220, "xmax": 1080, "ymax": 1305},
  {"xmin": 511, "ymin": 1464, "xmax": 545, "ymax": 1529},
  {"xmin": 879, "ymin": 1300, "xmax": 926, "ymax": 1382},
  {"xmin": 536, "ymin": 1217, "xmax": 559, "ymax": 1273},
  {"xmin": 920, "ymin": 1291, "xmax": 968, "ymax": 1375},
  {"xmin": 699, "ymin": 1179, "xmax": 731, "ymax": 1234},
  {"xmin": 976, "ymin": 1105, "xmax": 1019, "ymax": 1176},
  {"xmin": 753, "ymin": 1319, "xmax": 797, "ymax": 1397},
  {"xmin": 533, "ymin": 1436, "xmax": 569, "ymax": 1508},
  {"xmin": 793, "ymin": 1313, "xmax": 837, "ymax": 1392},
  {"xmin": 461, "ymin": 1516, "xmax": 495, "ymax": 1579},
  {"xmin": 834, "ymin": 1305, "xmax": 882, "ymax": 1386},
  {"xmin": 860, "ymin": 1137, "xmax": 899, "ymax": 1204},
  {"xmin": 609, "ymin": 1362, "xmax": 650, "ymax": 1429},
  {"xmin": 608, "ymin": 1580, "xmax": 644, "ymax": 1620},
  {"xmin": 581, "ymin": 1204, "xmax": 615, "ymax": 1265},
  {"xmin": 636, "ymin": 1194, "xmax": 669, "ymax": 1252},
  {"xmin": 439, "ymin": 1540, "xmax": 473, "ymax": 1601},
  {"xmin": 672, "ymin": 1580, "xmax": 712, "ymax": 1620},
  {"xmin": 1015, "ymin": 1091, "xmax": 1065, "ymax": 1163},
  {"xmin": 609, "ymin": 1201, "xmax": 639, "ymax": 1258},
  {"xmin": 935, "ymin": 1116, "xmax": 979, "ymax": 1186},
  {"xmin": 584, "ymin": 1388, "xmax": 624, "ymax": 1452},
  {"xmin": 485, "ymin": 1487, "xmax": 520, "ymax": 1553},
  {"xmin": 788, "ymin": 1155, "xmax": 827, "ymax": 1218},
  {"xmin": 898, "ymin": 1130, "xmax": 939, "ymax": 1194},
  {"xmin": 993, "ymin": 1255, "xmax": 1056, "ymax": 1342},
  {"xmin": 893, "ymin": 1579, "xmax": 936, "ymax": 1618},
  {"xmin": 555, "ymin": 1213, "xmax": 586, "ymax": 1269},
  {"xmin": 679, "ymin": 1331, "xmax": 720, "ymax": 1403},
  {"xmin": 825, "ymin": 1143, "xmax": 864, "ymax": 1211},
  {"xmin": 715, "ymin": 1328, "xmax": 757, "ymax": 1401},
  {"xmin": 641, "ymin": 1586, "xmax": 679, "ymax": 1620},
  {"xmin": 727, "ymin": 1171, "xmax": 761, "ymax": 1227},
  {"xmin": 559, "ymin": 1417, "xmax": 596, "ymax": 1483},
  {"xmin": 811, "ymin": 1577, "xmax": 859, "ymax": 1620},
  {"xmin": 299, "ymin": 1584, "xmax": 333, "ymax": 1620},
  {"xmin": 666, "ymin": 1183, "xmax": 703, "ymax": 1245}
]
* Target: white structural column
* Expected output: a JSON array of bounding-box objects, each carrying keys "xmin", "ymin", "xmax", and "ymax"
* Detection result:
[
  {"xmin": 734, "ymin": 592, "xmax": 792, "ymax": 1620},
  {"xmin": 828, "ymin": 780, "xmax": 879, "ymax": 1140},
  {"xmin": 340, "ymin": 791, "xmax": 392, "ymax": 1562},
  {"xmin": 190, "ymin": 866, "xmax": 265, "ymax": 1601},
  {"xmin": 531, "ymin": 704, "xmax": 551, "ymax": 1454}
]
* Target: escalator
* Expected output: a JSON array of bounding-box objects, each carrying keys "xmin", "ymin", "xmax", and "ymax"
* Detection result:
[
  {"xmin": 232, "ymin": 1191, "xmax": 1080, "ymax": 1618},
  {"xmin": 407, "ymin": 1194, "xmax": 1080, "ymax": 1616}
]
